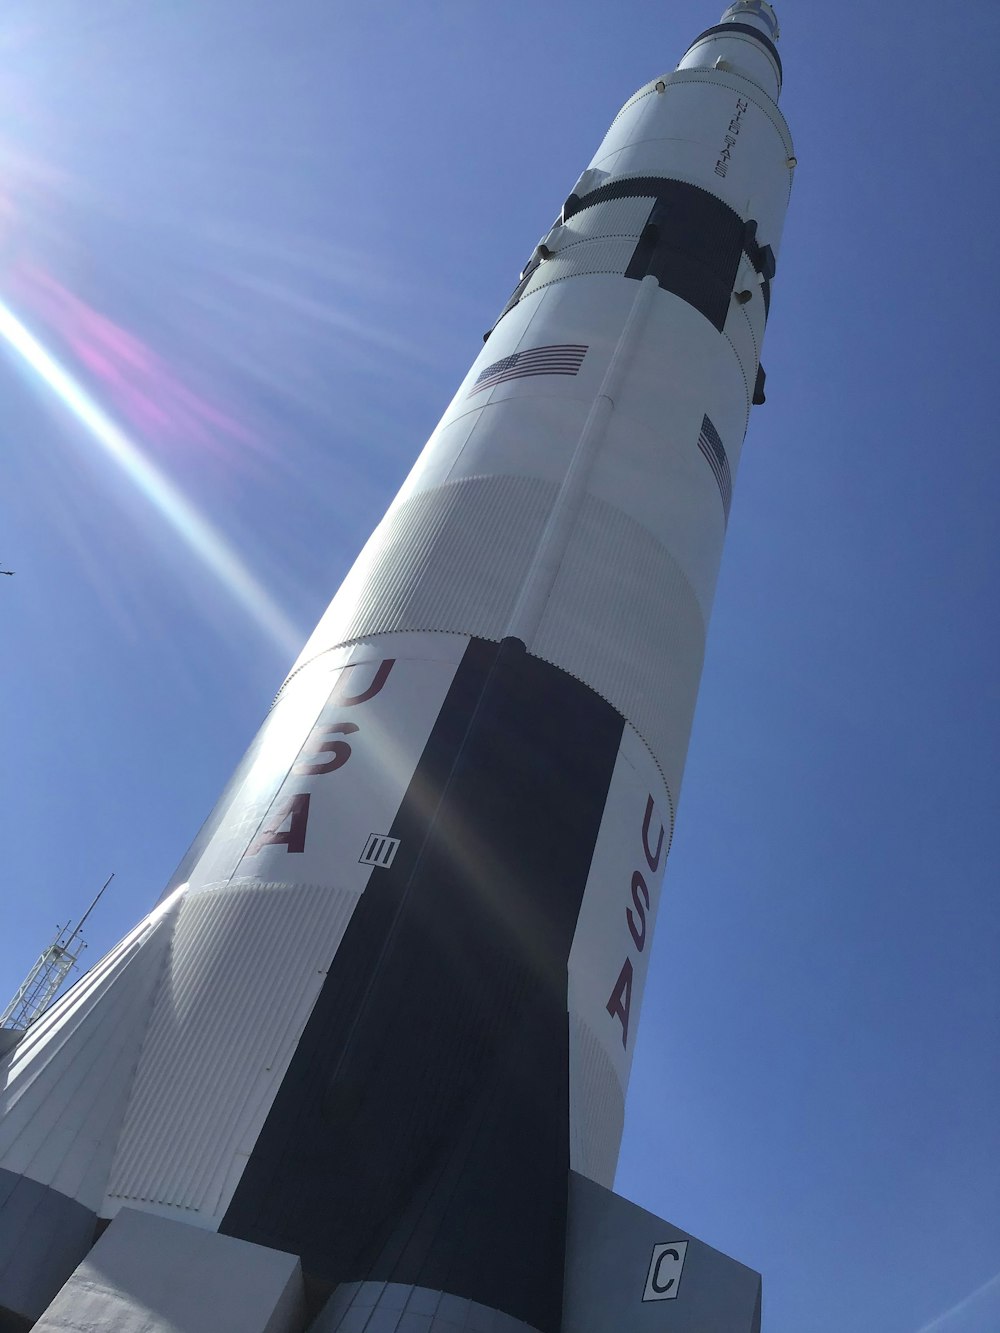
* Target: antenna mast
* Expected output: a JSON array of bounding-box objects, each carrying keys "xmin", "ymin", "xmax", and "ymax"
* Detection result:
[{"xmin": 0, "ymin": 874, "xmax": 114, "ymax": 1032}]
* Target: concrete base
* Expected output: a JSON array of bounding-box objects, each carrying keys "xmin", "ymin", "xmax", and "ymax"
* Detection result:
[
  {"xmin": 0, "ymin": 1173, "xmax": 96, "ymax": 1325},
  {"xmin": 33, "ymin": 1208, "xmax": 305, "ymax": 1333}
]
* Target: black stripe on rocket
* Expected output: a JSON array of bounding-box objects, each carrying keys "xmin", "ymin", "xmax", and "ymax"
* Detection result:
[
  {"xmin": 494, "ymin": 177, "xmax": 775, "ymax": 355},
  {"xmin": 685, "ymin": 21, "xmax": 783, "ymax": 86},
  {"xmin": 221, "ymin": 636, "xmax": 625, "ymax": 1333},
  {"xmin": 617, "ymin": 180, "xmax": 747, "ymax": 332}
]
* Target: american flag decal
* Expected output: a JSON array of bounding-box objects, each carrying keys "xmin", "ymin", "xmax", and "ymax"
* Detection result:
[
  {"xmin": 469, "ymin": 344, "xmax": 587, "ymax": 395},
  {"xmin": 697, "ymin": 414, "xmax": 732, "ymax": 521}
]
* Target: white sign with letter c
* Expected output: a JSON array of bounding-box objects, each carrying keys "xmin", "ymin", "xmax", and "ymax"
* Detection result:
[{"xmin": 643, "ymin": 1240, "xmax": 688, "ymax": 1302}]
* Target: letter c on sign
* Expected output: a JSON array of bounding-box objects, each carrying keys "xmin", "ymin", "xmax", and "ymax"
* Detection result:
[
  {"xmin": 652, "ymin": 1249, "xmax": 679, "ymax": 1294},
  {"xmin": 642, "ymin": 1239, "xmax": 688, "ymax": 1303}
]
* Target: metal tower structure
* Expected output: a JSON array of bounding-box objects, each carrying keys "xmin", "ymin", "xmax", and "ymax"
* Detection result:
[{"xmin": 0, "ymin": 875, "xmax": 114, "ymax": 1031}]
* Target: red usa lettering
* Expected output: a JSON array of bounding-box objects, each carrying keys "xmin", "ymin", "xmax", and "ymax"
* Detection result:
[{"xmin": 248, "ymin": 658, "xmax": 394, "ymax": 856}]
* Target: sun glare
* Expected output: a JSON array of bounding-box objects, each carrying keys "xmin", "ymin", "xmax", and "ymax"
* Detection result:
[{"xmin": 0, "ymin": 296, "xmax": 300, "ymax": 656}]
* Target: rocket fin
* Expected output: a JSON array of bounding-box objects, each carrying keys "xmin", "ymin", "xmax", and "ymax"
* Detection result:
[
  {"xmin": 0, "ymin": 900, "xmax": 178, "ymax": 1319},
  {"xmin": 562, "ymin": 1171, "xmax": 761, "ymax": 1332}
]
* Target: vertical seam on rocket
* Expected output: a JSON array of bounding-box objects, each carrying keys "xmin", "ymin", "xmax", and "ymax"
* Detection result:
[{"xmin": 504, "ymin": 274, "xmax": 660, "ymax": 647}]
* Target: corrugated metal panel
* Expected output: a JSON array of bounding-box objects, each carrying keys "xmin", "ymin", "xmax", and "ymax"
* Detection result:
[
  {"xmin": 523, "ymin": 239, "xmax": 641, "ymax": 298},
  {"xmin": 568, "ymin": 1015, "xmax": 625, "ymax": 1191},
  {"xmin": 280, "ymin": 479, "xmax": 703, "ymax": 792},
  {"xmin": 0, "ymin": 905, "xmax": 175, "ymax": 1210},
  {"xmin": 104, "ymin": 880, "xmax": 362, "ymax": 1222},
  {"xmin": 307, "ymin": 475, "xmax": 557, "ymax": 649},
  {"xmin": 530, "ymin": 495, "xmax": 706, "ymax": 799},
  {"xmin": 556, "ymin": 196, "xmax": 651, "ymax": 245}
]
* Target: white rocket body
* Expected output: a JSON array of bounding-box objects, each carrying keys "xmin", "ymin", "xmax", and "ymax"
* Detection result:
[{"xmin": 0, "ymin": 7, "xmax": 793, "ymax": 1331}]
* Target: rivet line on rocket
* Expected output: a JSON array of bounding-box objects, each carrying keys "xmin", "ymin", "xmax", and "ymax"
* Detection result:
[
  {"xmin": 504, "ymin": 274, "xmax": 659, "ymax": 647},
  {"xmin": 646, "ymin": 70, "xmax": 793, "ymax": 143}
]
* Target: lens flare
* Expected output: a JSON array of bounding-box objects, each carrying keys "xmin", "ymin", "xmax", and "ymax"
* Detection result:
[
  {"xmin": 0, "ymin": 296, "xmax": 300, "ymax": 655},
  {"xmin": 9, "ymin": 264, "xmax": 256, "ymax": 457}
]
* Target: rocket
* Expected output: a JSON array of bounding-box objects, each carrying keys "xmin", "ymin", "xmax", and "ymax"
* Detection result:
[{"xmin": 0, "ymin": 5, "xmax": 793, "ymax": 1332}]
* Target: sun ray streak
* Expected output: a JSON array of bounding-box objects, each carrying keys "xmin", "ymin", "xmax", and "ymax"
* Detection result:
[
  {"xmin": 0, "ymin": 296, "xmax": 299, "ymax": 655},
  {"xmin": 917, "ymin": 1270, "xmax": 1000, "ymax": 1333}
]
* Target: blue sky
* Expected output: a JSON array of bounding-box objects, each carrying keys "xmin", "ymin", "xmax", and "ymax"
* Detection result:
[{"xmin": 1, "ymin": 2, "xmax": 997, "ymax": 1330}]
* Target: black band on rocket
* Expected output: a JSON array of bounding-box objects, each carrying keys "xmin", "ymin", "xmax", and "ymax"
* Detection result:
[
  {"xmin": 495, "ymin": 180, "xmax": 772, "ymax": 337},
  {"xmin": 685, "ymin": 22, "xmax": 783, "ymax": 85},
  {"xmin": 221, "ymin": 637, "xmax": 625, "ymax": 1333},
  {"xmin": 621, "ymin": 185, "xmax": 744, "ymax": 332},
  {"xmin": 557, "ymin": 179, "xmax": 760, "ymax": 334}
]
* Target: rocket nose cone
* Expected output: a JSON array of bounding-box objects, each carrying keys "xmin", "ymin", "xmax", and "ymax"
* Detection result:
[{"xmin": 720, "ymin": 0, "xmax": 780, "ymax": 41}]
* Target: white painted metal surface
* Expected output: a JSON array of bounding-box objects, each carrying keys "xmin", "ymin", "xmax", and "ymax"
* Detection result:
[
  {"xmin": 568, "ymin": 728, "xmax": 672, "ymax": 1186},
  {"xmin": 0, "ymin": 893, "xmax": 179, "ymax": 1210},
  {"xmin": 102, "ymin": 634, "xmax": 468, "ymax": 1224},
  {"xmin": 0, "ymin": 635, "xmax": 469, "ymax": 1226}
]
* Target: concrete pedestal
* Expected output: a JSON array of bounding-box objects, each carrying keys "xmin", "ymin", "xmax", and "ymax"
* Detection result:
[{"xmin": 33, "ymin": 1208, "xmax": 305, "ymax": 1333}]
